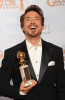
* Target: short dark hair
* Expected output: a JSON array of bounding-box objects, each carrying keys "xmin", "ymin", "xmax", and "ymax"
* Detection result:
[{"xmin": 20, "ymin": 5, "xmax": 44, "ymax": 28}]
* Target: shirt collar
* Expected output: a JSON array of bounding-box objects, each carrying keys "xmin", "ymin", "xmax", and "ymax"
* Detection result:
[{"xmin": 26, "ymin": 39, "xmax": 42, "ymax": 50}]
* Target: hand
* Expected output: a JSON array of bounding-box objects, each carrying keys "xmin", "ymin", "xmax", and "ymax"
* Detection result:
[{"xmin": 20, "ymin": 80, "xmax": 37, "ymax": 94}]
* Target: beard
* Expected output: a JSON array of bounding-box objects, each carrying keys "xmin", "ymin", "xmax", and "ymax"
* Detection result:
[
  {"xmin": 27, "ymin": 33, "xmax": 39, "ymax": 37},
  {"xmin": 25, "ymin": 30, "xmax": 42, "ymax": 38}
]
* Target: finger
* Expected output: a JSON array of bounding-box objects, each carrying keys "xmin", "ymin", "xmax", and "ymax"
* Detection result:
[
  {"xmin": 31, "ymin": 80, "xmax": 37, "ymax": 86},
  {"xmin": 23, "ymin": 80, "xmax": 37, "ymax": 91},
  {"xmin": 20, "ymin": 81, "xmax": 25, "ymax": 90}
]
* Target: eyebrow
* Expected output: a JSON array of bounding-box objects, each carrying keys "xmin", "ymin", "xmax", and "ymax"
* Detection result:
[
  {"xmin": 26, "ymin": 16, "xmax": 40, "ymax": 19},
  {"xmin": 26, "ymin": 17, "xmax": 31, "ymax": 19},
  {"xmin": 34, "ymin": 16, "xmax": 40, "ymax": 18}
]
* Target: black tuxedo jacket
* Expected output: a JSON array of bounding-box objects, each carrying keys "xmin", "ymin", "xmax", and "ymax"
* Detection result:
[{"xmin": 0, "ymin": 39, "xmax": 65, "ymax": 100}]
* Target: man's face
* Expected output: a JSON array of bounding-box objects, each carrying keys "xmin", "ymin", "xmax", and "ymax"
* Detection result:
[{"xmin": 22, "ymin": 11, "xmax": 44, "ymax": 38}]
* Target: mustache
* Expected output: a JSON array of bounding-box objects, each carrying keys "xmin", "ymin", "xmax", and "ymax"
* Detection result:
[{"xmin": 27, "ymin": 24, "xmax": 38, "ymax": 28}]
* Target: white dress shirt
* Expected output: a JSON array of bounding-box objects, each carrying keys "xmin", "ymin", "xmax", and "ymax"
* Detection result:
[{"xmin": 26, "ymin": 39, "xmax": 42, "ymax": 80}]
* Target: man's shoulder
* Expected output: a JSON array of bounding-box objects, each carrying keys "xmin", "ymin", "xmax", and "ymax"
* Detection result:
[{"xmin": 42, "ymin": 39, "xmax": 62, "ymax": 51}]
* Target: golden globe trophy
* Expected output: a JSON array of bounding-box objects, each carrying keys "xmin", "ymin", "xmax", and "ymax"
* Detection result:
[{"xmin": 17, "ymin": 51, "xmax": 32, "ymax": 87}]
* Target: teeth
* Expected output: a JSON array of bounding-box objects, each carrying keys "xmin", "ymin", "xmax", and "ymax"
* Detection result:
[
  {"xmin": 30, "ymin": 27, "xmax": 36, "ymax": 29},
  {"xmin": 31, "ymin": 27, "xmax": 36, "ymax": 29}
]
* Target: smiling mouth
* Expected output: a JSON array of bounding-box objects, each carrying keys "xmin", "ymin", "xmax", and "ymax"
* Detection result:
[{"xmin": 29, "ymin": 26, "xmax": 37, "ymax": 32}]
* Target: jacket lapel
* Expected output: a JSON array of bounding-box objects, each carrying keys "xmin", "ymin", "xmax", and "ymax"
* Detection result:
[{"xmin": 38, "ymin": 40, "xmax": 51, "ymax": 83}]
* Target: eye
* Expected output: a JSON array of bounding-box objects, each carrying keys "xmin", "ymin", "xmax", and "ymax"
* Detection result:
[
  {"xmin": 26, "ymin": 18, "xmax": 30, "ymax": 21},
  {"xmin": 35, "ymin": 18, "xmax": 38, "ymax": 20},
  {"xmin": 35, "ymin": 17, "xmax": 39, "ymax": 20}
]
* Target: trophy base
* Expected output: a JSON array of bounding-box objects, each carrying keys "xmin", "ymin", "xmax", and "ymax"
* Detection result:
[{"xmin": 24, "ymin": 80, "xmax": 32, "ymax": 87}]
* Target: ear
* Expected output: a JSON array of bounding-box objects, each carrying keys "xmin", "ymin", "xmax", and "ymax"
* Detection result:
[
  {"xmin": 21, "ymin": 27, "xmax": 24, "ymax": 31},
  {"xmin": 21, "ymin": 27, "xmax": 25, "ymax": 33}
]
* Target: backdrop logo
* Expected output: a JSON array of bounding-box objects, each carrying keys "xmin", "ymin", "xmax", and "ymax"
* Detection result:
[
  {"xmin": 42, "ymin": 24, "xmax": 51, "ymax": 34},
  {"xmin": 0, "ymin": 0, "xmax": 24, "ymax": 11},
  {"xmin": 63, "ymin": 50, "xmax": 65, "ymax": 61},
  {"xmin": 20, "ymin": 0, "xmax": 24, "ymax": 11},
  {"xmin": 0, "ymin": 50, "xmax": 4, "ymax": 67},
  {"xmin": 47, "ymin": 0, "xmax": 65, "ymax": 7}
]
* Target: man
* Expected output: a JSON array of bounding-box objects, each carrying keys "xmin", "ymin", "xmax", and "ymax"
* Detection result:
[{"xmin": 0, "ymin": 5, "xmax": 65, "ymax": 100}]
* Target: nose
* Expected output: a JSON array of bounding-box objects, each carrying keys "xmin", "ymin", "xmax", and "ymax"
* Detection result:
[{"xmin": 30, "ymin": 19, "xmax": 35, "ymax": 24}]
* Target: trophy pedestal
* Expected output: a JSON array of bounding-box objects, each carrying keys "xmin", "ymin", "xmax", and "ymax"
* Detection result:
[{"xmin": 19, "ymin": 65, "xmax": 32, "ymax": 87}]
